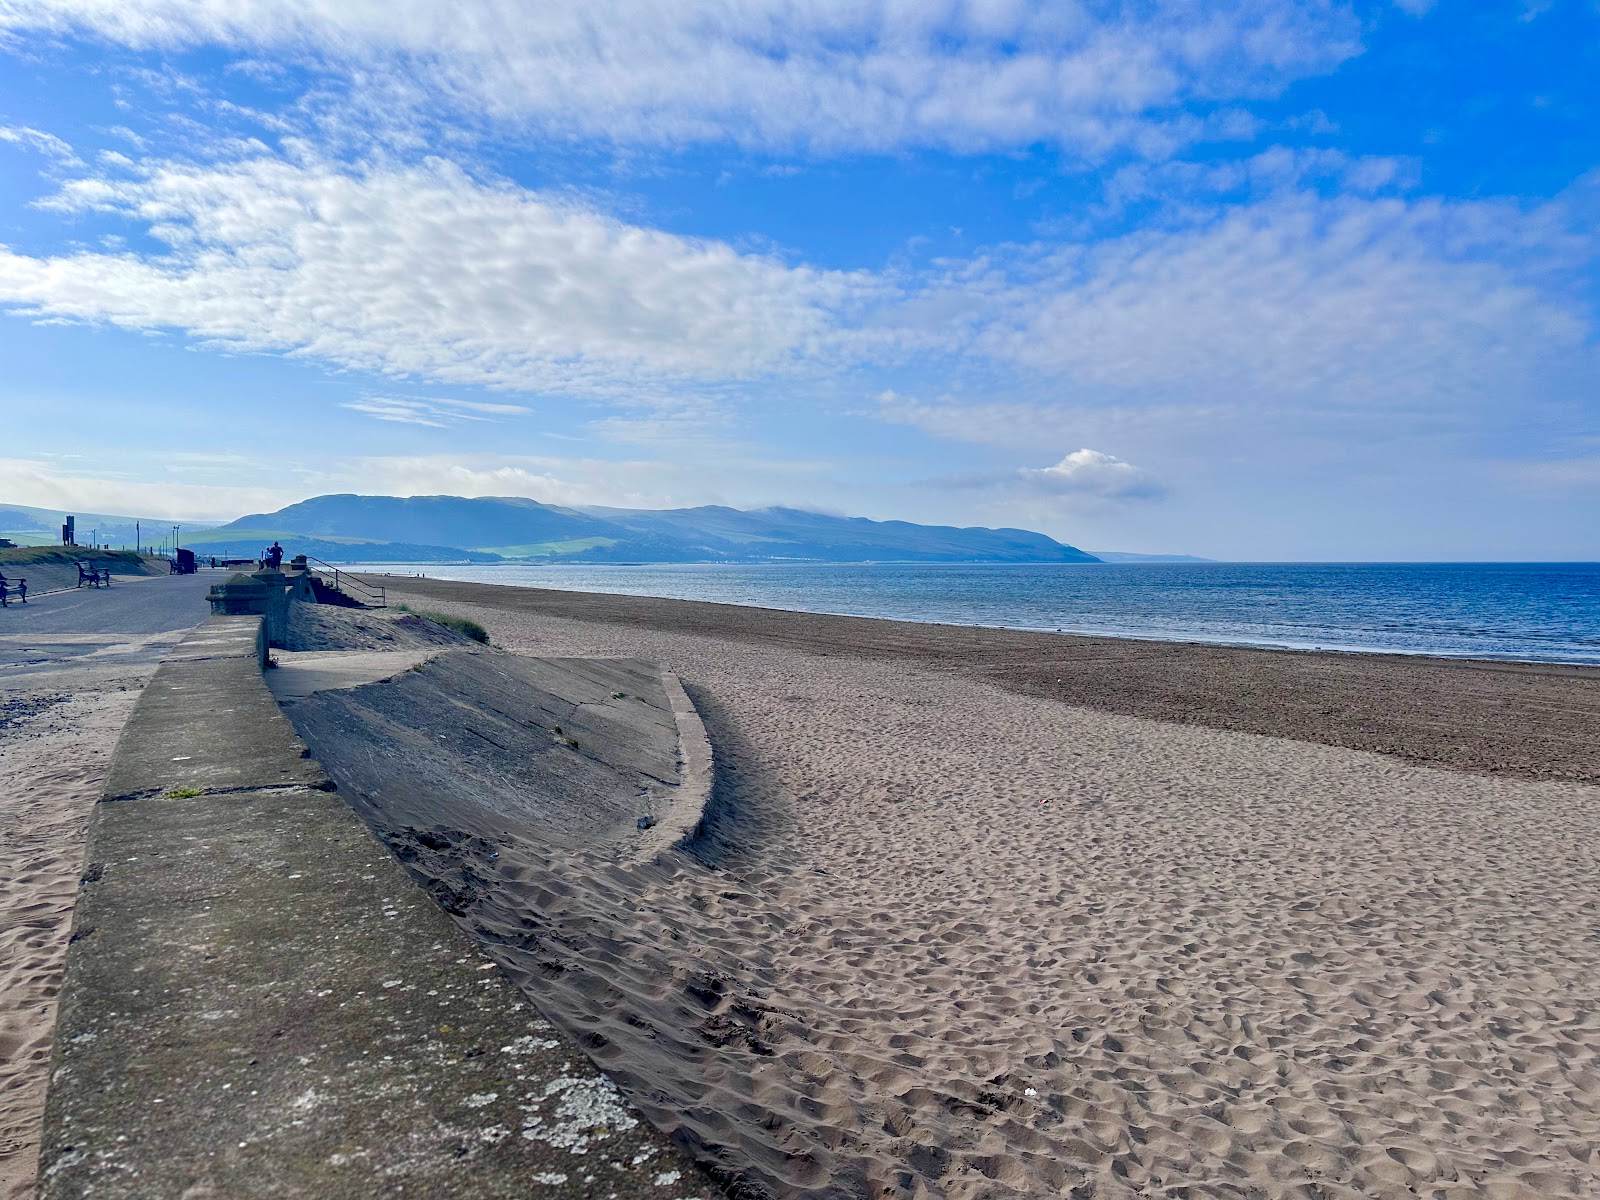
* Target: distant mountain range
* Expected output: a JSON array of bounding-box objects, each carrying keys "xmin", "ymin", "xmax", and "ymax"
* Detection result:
[
  {"xmin": 208, "ymin": 494, "xmax": 1103, "ymax": 563},
  {"xmin": 3, "ymin": 493, "xmax": 1206, "ymax": 564}
]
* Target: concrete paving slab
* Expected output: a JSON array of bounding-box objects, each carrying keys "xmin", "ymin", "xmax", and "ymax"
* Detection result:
[
  {"xmin": 161, "ymin": 614, "xmax": 264, "ymax": 665},
  {"xmin": 101, "ymin": 653, "xmax": 326, "ymax": 801},
  {"xmin": 39, "ymin": 784, "xmax": 709, "ymax": 1200},
  {"xmin": 637, "ymin": 670, "xmax": 714, "ymax": 860}
]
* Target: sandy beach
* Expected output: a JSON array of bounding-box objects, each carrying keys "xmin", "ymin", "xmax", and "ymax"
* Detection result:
[
  {"xmin": 5, "ymin": 577, "xmax": 1600, "ymax": 1198},
  {"xmin": 371, "ymin": 580, "xmax": 1600, "ymax": 1199},
  {"xmin": 0, "ymin": 578, "xmax": 205, "ymax": 1199},
  {"xmin": 0, "ymin": 666, "xmax": 163, "ymax": 1200}
]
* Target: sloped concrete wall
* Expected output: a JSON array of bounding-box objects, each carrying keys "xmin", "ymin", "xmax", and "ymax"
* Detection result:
[{"xmin": 38, "ymin": 616, "xmax": 714, "ymax": 1200}]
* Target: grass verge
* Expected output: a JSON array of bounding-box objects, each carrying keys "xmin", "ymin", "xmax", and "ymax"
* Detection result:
[{"xmin": 403, "ymin": 607, "xmax": 489, "ymax": 644}]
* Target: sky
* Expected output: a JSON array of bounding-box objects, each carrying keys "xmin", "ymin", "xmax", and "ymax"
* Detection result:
[{"xmin": 0, "ymin": 0, "xmax": 1595, "ymax": 560}]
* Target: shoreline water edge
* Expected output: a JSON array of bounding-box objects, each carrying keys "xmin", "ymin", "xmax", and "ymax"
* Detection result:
[{"xmin": 366, "ymin": 561, "xmax": 1600, "ymax": 668}]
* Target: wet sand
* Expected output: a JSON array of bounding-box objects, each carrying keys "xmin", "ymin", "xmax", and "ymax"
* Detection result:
[{"xmin": 374, "ymin": 579, "xmax": 1600, "ymax": 1199}]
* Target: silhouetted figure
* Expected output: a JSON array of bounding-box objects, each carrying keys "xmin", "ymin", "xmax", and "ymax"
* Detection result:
[{"xmin": 266, "ymin": 541, "xmax": 284, "ymax": 571}]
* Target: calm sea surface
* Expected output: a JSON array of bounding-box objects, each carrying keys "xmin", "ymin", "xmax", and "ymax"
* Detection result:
[{"xmin": 368, "ymin": 561, "xmax": 1600, "ymax": 666}]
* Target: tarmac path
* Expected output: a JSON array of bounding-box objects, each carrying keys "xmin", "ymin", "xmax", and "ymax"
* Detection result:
[{"xmin": 0, "ymin": 572, "xmax": 215, "ymax": 678}]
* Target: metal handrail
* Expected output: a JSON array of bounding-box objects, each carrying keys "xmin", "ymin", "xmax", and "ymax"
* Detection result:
[{"xmin": 302, "ymin": 555, "xmax": 387, "ymax": 607}]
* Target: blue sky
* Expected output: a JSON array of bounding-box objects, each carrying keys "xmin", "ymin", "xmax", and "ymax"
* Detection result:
[{"xmin": 0, "ymin": 0, "xmax": 1595, "ymax": 560}]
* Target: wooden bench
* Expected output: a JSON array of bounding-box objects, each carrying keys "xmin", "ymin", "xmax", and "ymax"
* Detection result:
[{"xmin": 76, "ymin": 562, "xmax": 110, "ymax": 588}]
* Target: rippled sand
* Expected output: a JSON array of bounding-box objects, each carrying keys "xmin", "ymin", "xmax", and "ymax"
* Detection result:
[{"xmin": 379, "ymin": 584, "xmax": 1600, "ymax": 1200}]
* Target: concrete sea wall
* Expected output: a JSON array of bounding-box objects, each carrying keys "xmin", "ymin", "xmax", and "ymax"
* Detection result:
[{"xmin": 37, "ymin": 614, "xmax": 712, "ymax": 1199}]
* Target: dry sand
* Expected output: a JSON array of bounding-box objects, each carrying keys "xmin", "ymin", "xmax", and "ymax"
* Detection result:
[
  {"xmin": 0, "ymin": 587, "xmax": 194, "ymax": 1199},
  {"xmin": 378, "ymin": 582, "xmax": 1600, "ymax": 1200},
  {"xmin": 0, "ymin": 667, "xmax": 153, "ymax": 1200},
  {"xmin": 7, "ymin": 578, "xmax": 1599, "ymax": 1199}
]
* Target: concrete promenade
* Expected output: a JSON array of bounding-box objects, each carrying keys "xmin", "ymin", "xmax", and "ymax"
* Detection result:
[
  {"xmin": 37, "ymin": 614, "xmax": 713, "ymax": 1199},
  {"xmin": 0, "ymin": 574, "xmax": 214, "ymax": 678}
]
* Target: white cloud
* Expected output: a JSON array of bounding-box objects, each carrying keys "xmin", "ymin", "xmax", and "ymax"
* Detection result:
[
  {"xmin": 0, "ymin": 452, "xmax": 714, "ymax": 518},
  {"xmin": 938, "ymin": 448, "xmax": 1164, "ymax": 503},
  {"xmin": 0, "ymin": 153, "xmax": 874, "ymax": 393},
  {"xmin": 875, "ymin": 391, "xmax": 1230, "ymax": 450},
  {"xmin": 1001, "ymin": 198, "xmax": 1590, "ymax": 399},
  {"xmin": 896, "ymin": 189, "xmax": 1597, "ymax": 430},
  {"xmin": 0, "ymin": 456, "xmax": 294, "ymax": 520},
  {"xmin": 1101, "ymin": 147, "xmax": 1419, "ymax": 212},
  {"xmin": 586, "ymin": 412, "xmax": 736, "ymax": 451},
  {"xmin": 0, "ymin": 149, "xmax": 1592, "ymax": 450},
  {"xmin": 339, "ymin": 455, "xmax": 605, "ymax": 507},
  {"xmin": 1019, "ymin": 448, "xmax": 1163, "ymax": 499},
  {"xmin": 336, "ymin": 452, "xmax": 841, "ymax": 509},
  {"xmin": 0, "ymin": 0, "xmax": 1363, "ymax": 155},
  {"xmin": 0, "ymin": 123, "xmax": 82, "ymax": 164},
  {"xmin": 342, "ymin": 395, "xmax": 531, "ymax": 426}
]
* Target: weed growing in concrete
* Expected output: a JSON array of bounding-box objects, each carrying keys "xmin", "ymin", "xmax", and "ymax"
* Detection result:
[{"xmin": 163, "ymin": 787, "xmax": 204, "ymax": 799}]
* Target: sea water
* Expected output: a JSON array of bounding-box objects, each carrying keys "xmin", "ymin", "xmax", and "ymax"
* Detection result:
[{"xmin": 367, "ymin": 560, "xmax": 1600, "ymax": 666}]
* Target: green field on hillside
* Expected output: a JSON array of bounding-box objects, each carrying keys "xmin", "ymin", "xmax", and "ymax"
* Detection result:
[
  {"xmin": 182, "ymin": 527, "xmax": 381, "ymax": 547},
  {"xmin": 472, "ymin": 537, "xmax": 620, "ymax": 558}
]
